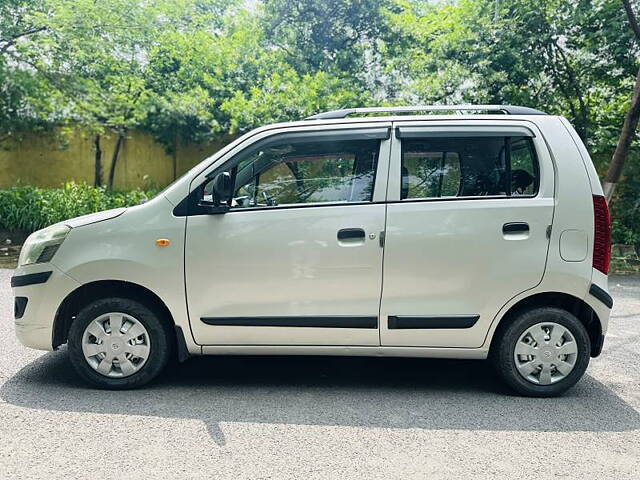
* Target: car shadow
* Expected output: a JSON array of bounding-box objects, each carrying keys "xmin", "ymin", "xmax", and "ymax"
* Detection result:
[{"xmin": 1, "ymin": 349, "xmax": 639, "ymax": 446}]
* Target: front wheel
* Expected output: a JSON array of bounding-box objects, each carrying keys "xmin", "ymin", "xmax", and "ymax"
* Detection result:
[
  {"xmin": 491, "ymin": 307, "xmax": 591, "ymax": 397},
  {"xmin": 68, "ymin": 297, "xmax": 172, "ymax": 389}
]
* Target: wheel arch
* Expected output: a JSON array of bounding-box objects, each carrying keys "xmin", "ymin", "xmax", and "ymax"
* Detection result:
[
  {"xmin": 487, "ymin": 291, "xmax": 603, "ymax": 358},
  {"xmin": 52, "ymin": 279, "xmax": 177, "ymax": 350}
]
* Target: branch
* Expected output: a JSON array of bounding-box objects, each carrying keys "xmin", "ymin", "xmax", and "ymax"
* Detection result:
[
  {"xmin": 553, "ymin": 39, "xmax": 587, "ymax": 114},
  {"xmin": 622, "ymin": 0, "xmax": 640, "ymax": 43},
  {"xmin": 273, "ymin": 41, "xmax": 296, "ymax": 59},
  {"xmin": 0, "ymin": 26, "xmax": 47, "ymax": 54},
  {"xmin": 549, "ymin": 38, "xmax": 589, "ymax": 139}
]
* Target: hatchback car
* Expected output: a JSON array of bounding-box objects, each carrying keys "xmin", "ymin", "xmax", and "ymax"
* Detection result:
[{"xmin": 11, "ymin": 105, "xmax": 613, "ymax": 396}]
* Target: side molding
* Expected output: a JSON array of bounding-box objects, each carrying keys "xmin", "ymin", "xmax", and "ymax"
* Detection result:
[
  {"xmin": 200, "ymin": 316, "xmax": 378, "ymax": 329},
  {"xmin": 388, "ymin": 315, "xmax": 480, "ymax": 329}
]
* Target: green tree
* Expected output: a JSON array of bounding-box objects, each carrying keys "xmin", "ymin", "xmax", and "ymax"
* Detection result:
[
  {"xmin": 0, "ymin": 0, "xmax": 46, "ymax": 56},
  {"xmin": 19, "ymin": 0, "xmax": 233, "ymax": 188},
  {"xmin": 385, "ymin": 0, "xmax": 637, "ymax": 147},
  {"xmin": 602, "ymin": 0, "xmax": 640, "ymax": 199},
  {"xmin": 144, "ymin": 8, "xmax": 368, "ymax": 147},
  {"xmin": 143, "ymin": 11, "xmax": 260, "ymax": 154},
  {"xmin": 220, "ymin": 69, "xmax": 366, "ymax": 134},
  {"xmin": 0, "ymin": 0, "xmax": 55, "ymax": 144},
  {"xmin": 263, "ymin": 0, "xmax": 396, "ymax": 73}
]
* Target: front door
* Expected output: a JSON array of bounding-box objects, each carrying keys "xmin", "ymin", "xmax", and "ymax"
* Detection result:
[
  {"xmin": 185, "ymin": 125, "xmax": 390, "ymax": 346},
  {"xmin": 380, "ymin": 122, "xmax": 555, "ymax": 348}
]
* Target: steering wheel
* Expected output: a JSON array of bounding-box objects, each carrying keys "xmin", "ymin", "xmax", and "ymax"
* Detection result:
[{"xmin": 262, "ymin": 191, "xmax": 277, "ymax": 206}]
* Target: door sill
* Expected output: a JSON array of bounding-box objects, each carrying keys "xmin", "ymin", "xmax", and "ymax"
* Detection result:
[{"xmin": 200, "ymin": 345, "xmax": 488, "ymax": 359}]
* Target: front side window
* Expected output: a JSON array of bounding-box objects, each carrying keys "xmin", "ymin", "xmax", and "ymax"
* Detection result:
[
  {"xmin": 401, "ymin": 136, "xmax": 538, "ymax": 200},
  {"xmin": 227, "ymin": 138, "xmax": 380, "ymax": 208}
]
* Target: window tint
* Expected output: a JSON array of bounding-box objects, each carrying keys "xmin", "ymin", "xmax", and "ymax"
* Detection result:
[
  {"xmin": 401, "ymin": 136, "xmax": 538, "ymax": 199},
  {"xmin": 230, "ymin": 138, "xmax": 380, "ymax": 208}
]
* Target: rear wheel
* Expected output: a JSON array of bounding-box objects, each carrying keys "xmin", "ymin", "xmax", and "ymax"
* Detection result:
[
  {"xmin": 68, "ymin": 297, "xmax": 171, "ymax": 389},
  {"xmin": 492, "ymin": 307, "xmax": 591, "ymax": 397}
]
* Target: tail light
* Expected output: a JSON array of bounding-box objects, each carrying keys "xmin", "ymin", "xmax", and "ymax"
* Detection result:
[{"xmin": 592, "ymin": 195, "xmax": 611, "ymax": 274}]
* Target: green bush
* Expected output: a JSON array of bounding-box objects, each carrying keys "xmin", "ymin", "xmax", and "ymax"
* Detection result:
[{"xmin": 0, "ymin": 183, "xmax": 158, "ymax": 233}]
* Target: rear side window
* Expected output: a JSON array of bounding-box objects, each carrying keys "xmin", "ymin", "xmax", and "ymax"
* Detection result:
[{"xmin": 401, "ymin": 136, "xmax": 539, "ymax": 200}]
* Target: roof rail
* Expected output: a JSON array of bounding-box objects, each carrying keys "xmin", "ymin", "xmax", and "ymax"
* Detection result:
[{"xmin": 305, "ymin": 105, "xmax": 546, "ymax": 120}]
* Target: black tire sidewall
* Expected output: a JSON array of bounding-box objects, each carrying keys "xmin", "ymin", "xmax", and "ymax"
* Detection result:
[
  {"xmin": 68, "ymin": 297, "xmax": 171, "ymax": 389},
  {"xmin": 493, "ymin": 307, "xmax": 591, "ymax": 397}
]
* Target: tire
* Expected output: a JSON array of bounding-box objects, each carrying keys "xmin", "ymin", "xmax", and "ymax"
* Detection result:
[
  {"xmin": 68, "ymin": 297, "xmax": 172, "ymax": 389},
  {"xmin": 491, "ymin": 307, "xmax": 591, "ymax": 397}
]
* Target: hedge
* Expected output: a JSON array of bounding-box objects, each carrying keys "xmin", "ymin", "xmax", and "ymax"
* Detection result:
[{"xmin": 0, "ymin": 183, "xmax": 158, "ymax": 233}]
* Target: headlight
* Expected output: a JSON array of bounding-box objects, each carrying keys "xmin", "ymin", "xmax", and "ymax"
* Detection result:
[{"xmin": 18, "ymin": 224, "xmax": 71, "ymax": 267}]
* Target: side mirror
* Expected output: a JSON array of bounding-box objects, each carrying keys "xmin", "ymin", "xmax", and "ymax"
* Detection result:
[{"xmin": 212, "ymin": 171, "xmax": 232, "ymax": 206}]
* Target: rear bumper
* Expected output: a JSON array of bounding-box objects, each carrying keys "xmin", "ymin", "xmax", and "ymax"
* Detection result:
[
  {"xmin": 589, "ymin": 283, "xmax": 613, "ymax": 309},
  {"xmin": 585, "ymin": 270, "xmax": 612, "ymax": 335},
  {"xmin": 588, "ymin": 283, "xmax": 611, "ymax": 357},
  {"xmin": 584, "ymin": 270, "xmax": 612, "ymax": 357},
  {"xmin": 11, "ymin": 264, "xmax": 80, "ymax": 351}
]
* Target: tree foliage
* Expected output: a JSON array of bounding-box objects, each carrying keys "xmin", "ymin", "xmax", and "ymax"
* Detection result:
[
  {"xmin": 385, "ymin": 0, "xmax": 638, "ymax": 148},
  {"xmin": 263, "ymin": 0, "xmax": 397, "ymax": 75}
]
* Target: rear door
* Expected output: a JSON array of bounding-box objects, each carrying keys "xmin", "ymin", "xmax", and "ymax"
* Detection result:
[{"xmin": 380, "ymin": 121, "xmax": 555, "ymax": 348}]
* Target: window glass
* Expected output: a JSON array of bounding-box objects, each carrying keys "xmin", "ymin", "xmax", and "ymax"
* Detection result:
[
  {"xmin": 510, "ymin": 137, "xmax": 538, "ymax": 195},
  {"xmin": 401, "ymin": 136, "xmax": 538, "ymax": 199},
  {"xmin": 229, "ymin": 138, "xmax": 380, "ymax": 208},
  {"xmin": 402, "ymin": 151, "xmax": 461, "ymax": 199}
]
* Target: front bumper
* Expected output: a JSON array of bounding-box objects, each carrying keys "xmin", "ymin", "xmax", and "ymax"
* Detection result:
[{"xmin": 11, "ymin": 264, "xmax": 80, "ymax": 351}]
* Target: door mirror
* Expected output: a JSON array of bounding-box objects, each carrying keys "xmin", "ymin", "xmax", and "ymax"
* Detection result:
[
  {"xmin": 211, "ymin": 171, "xmax": 232, "ymax": 206},
  {"xmin": 197, "ymin": 171, "xmax": 233, "ymax": 214}
]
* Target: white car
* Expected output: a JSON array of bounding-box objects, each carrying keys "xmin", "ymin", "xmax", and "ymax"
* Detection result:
[{"xmin": 11, "ymin": 105, "xmax": 613, "ymax": 396}]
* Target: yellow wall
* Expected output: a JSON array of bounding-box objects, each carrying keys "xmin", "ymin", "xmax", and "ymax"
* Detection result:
[{"xmin": 0, "ymin": 129, "xmax": 227, "ymax": 190}]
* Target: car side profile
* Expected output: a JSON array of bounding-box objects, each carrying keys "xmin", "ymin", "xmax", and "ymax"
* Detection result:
[{"xmin": 11, "ymin": 105, "xmax": 613, "ymax": 396}]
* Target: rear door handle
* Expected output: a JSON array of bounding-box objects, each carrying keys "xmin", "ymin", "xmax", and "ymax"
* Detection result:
[
  {"xmin": 337, "ymin": 228, "xmax": 365, "ymax": 240},
  {"xmin": 503, "ymin": 222, "xmax": 530, "ymax": 234}
]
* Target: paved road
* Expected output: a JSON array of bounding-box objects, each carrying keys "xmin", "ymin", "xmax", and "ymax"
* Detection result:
[{"xmin": 0, "ymin": 269, "xmax": 638, "ymax": 479}]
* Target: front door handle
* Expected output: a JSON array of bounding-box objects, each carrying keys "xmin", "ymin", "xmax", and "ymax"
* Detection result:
[
  {"xmin": 503, "ymin": 222, "xmax": 530, "ymax": 234},
  {"xmin": 337, "ymin": 228, "xmax": 365, "ymax": 240}
]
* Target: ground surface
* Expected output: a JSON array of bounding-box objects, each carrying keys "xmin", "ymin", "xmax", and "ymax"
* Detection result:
[{"xmin": 0, "ymin": 269, "xmax": 638, "ymax": 479}]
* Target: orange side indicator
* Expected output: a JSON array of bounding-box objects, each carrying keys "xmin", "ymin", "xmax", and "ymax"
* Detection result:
[{"xmin": 155, "ymin": 238, "xmax": 171, "ymax": 247}]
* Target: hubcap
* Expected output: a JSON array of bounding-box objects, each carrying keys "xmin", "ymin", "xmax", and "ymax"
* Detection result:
[
  {"xmin": 513, "ymin": 322, "xmax": 578, "ymax": 386},
  {"xmin": 81, "ymin": 312, "xmax": 151, "ymax": 378}
]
